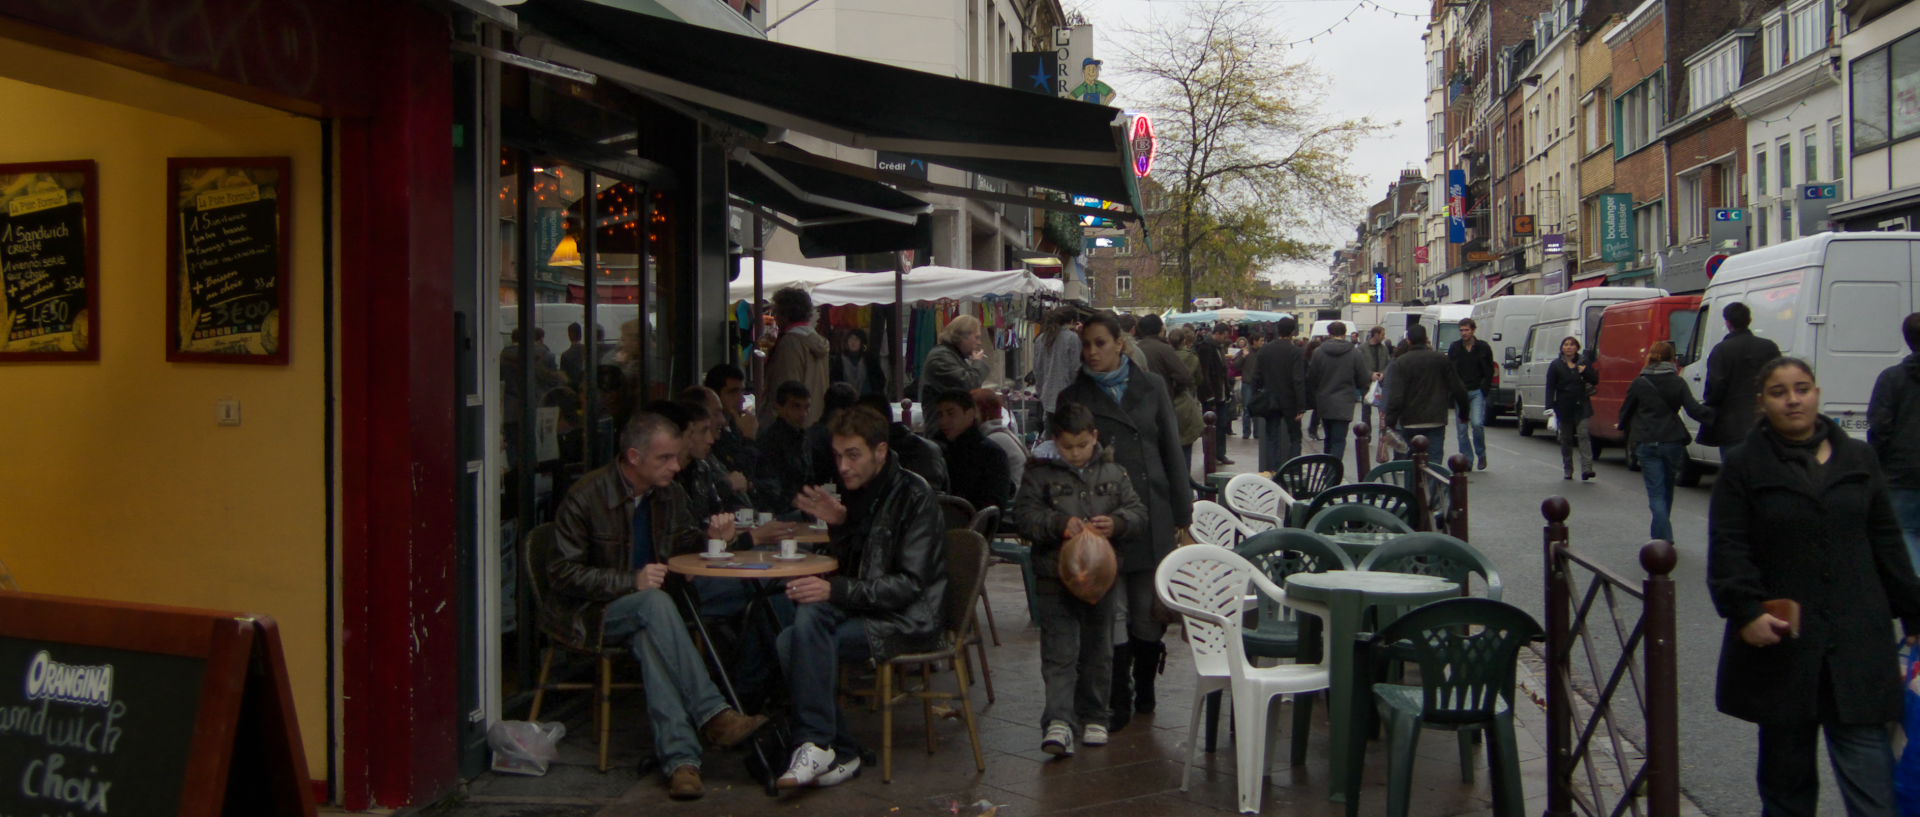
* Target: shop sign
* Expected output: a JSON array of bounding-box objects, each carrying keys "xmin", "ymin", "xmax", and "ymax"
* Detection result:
[
  {"xmin": 1349, "ymin": 292, "xmax": 1372, "ymax": 303},
  {"xmin": 1012, "ymin": 51, "xmax": 1056, "ymax": 95},
  {"xmin": 1599, "ymin": 193, "xmax": 1636, "ymax": 263},
  {"xmin": 0, "ymin": 161, "xmax": 97, "ymax": 360},
  {"xmin": 1542, "ymin": 233, "xmax": 1564, "ymax": 256},
  {"xmin": 1130, "ymin": 116, "xmax": 1156, "ymax": 177},
  {"xmin": 1512, "ymin": 214, "xmax": 1535, "ymax": 235},
  {"xmin": 1467, "ymin": 251, "xmax": 1498, "ymax": 263},
  {"xmin": 1414, "ymin": 245, "xmax": 1429, "ymax": 263},
  {"xmin": 1447, "ymin": 169, "xmax": 1467, "ymax": 243},
  {"xmin": 167, "ymin": 158, "xmax": 292, "ymax": 364},
  {"xmin": 877, "ymin": 152, "xmax": 928, "ymax": 181}
]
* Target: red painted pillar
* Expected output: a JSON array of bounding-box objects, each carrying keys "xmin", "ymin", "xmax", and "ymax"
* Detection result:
[{"xmin": 335, "ymin": 2, "xmax": 457, "ymax": 809}]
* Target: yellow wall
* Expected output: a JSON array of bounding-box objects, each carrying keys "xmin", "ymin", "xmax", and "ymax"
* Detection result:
[{"xmin": 0, "ymin": 40, "xmax": 328, "ymax": 774}]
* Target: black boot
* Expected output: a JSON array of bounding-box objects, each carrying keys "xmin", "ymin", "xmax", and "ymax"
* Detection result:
[
  {"xmin": 1108, "ymin": 642, "xmax": 1134, "ymax": 732},
  {"xmin": 1131, "ymin": 638, "xmax": 1165, "ymax": 714}
]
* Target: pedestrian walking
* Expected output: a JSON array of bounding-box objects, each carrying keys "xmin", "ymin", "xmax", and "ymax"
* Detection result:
[
  {"xmin": 1546, "ymin": 336, "xmax": 1600, "ymax": 480},
  {"xmin": 1198, "ymin": 325, "xmax": 1234, "ymax": 463},
  {"xmin": 1135, "ymin": 316, "xmax": 1203, "ymax": 465},
  {"xmin": 1245, "ymin": 318, "xmax": 1308, "ymax": 472},
  {"xmin": 1360, "ymin": 325, "xmax": 1390, "ymax": 431},
  {"xmin": 1701, "ymin": 301, "xmax": 1781, "ymax": 457},
  {"xmin": 1032, "ymin": 306, "xmax": 1083, "ymax": 418},
  {"xmin": 1382, "ymin": 324, "xmax": 1467, "ymax": 462},
  {"xmin": 1054, "ymin": 312, "xmax": 1192, "ymax": 732},
  {"xmin": 1231, "ymin": 336, "xmax": 1258, "ymax": 440},
  {"xmin": 1618, "ymin": 341, "xmax": 1712, "ymax": 543},
  {"xmin": 1011, "ymin": 402, "xmax": 1147, "ymax": 757},
  {"xmin": 1447, "ymin": 317, "xmax": 1496, "ymax": 470},
  {"xmin": 829, "ymin": 328, "xmax": 886, "ymax": 397},
  {"xmin": 1869, "ymin": 312, "xmax": 1920, "ymax": 566},
  {"xmin": 1707, "ymin": 356, "xmax": 1920, "ymax": 817},
  {"xmin": 760, "ymin": 287, "xmax": 830, "ymax": 426},
  {"xmin": 1305, "ymin": 321, "xmax": 1370, "ymax": 468}
]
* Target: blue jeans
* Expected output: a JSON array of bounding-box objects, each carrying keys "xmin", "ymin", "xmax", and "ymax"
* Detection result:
[
  {"xmin": 1455, "ymin": 389, "xmax": 1488, "ymax": 465},
  {"xmin": 1757, "ymin": 712, "xmax": 1898, "ymax": 817},
  {"xmin": 1240, "ymin": 383, "xmax": 1259, "ymax": 439},
  {"xmin": 1257, "ymin": 413, "xmax": 1294, "ymax": 473},
  {"xmin": 1635, "ymin": 441, "xmax": 1688, "ymax": 542},
  {"xmin": 601, "ymin": 589, "xmax": 731, "ymax": 771},
  {"xmin": 693, "ymin": 578, "xmax": 792, "ymax": 709},
  {"xmin": 1322, "ymin": 419, "xmax": 1350, "ymax": 467},
  {"xmin": 1394, "ymin": 426, "xmax": 1446, "ymax": 463},
  {"xmin": 777, "ymin": 602, "xmax": 872, "ymax": 757},
  {"xmin": 1890, "ymin": 488, "xmax": 1920, "ymax": 574}
]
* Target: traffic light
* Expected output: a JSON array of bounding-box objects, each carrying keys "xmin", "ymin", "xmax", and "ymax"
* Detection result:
[{"xmin": 1704, "ymin": 254, "xmax": 1729, "ymax": 279}]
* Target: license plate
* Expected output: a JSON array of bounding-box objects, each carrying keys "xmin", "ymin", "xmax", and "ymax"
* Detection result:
[{"xmin": 1835, "ymin": 414, "xmax": 1868, "ymax": 433}]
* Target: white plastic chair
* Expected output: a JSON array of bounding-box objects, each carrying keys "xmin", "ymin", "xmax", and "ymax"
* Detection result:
[
  {"xmin": 1223, "ymin": 473, "xmax": 1294, "ymax": 532},
  {"xmin": 1156, "ymin": 545, "xmax": 1331, "ymax": 815},
  {"xmin": 1190, "ymin": 500, "xmax": 1256, "ymax": 547}
]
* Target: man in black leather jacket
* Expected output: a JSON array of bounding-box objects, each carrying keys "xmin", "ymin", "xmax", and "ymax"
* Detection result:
[{"xmin": 777, "ymin": 406, "xmax": 947, "ymax": 789}]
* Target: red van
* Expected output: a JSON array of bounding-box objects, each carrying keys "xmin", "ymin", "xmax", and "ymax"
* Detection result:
[{"xmin": 1586, "ymin": 295, "xmax": 1704, "ymax": 453}]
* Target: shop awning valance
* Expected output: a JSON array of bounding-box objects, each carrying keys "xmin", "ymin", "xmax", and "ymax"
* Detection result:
[
  {"xmin": 727, "ymin": 258, "xmax": 856, "ymax": 301},
  {"xmin": 805, "ymin": 267, "xmax": 1059, "ymax": 305},
  {"xmin": 512, "ymin": 0, "xmax": 1142, "ymax": 206}
]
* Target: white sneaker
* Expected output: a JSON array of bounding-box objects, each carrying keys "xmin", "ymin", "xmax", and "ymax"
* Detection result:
[
  {"xmin": 777, "ymin": 742, "xmax": 834, "ymax": 789},
  {"xmin": 1082, "ymin": 724, "xmax": 1109, "ymax": 746},
  {"xmin": 813, "ymin": 752, "xmax": 861, "ymax": 786},
  {"xmin": 1041, "ymin": 721, "xmax": 1075, "ymax": 756}
]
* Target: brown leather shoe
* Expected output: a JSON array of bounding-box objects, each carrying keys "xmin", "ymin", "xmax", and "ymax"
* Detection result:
[
  {"xmin": 700, "ymin": 708, "xmax": 768, "ymax": 748},
  {"xmin": 667, "ymin": 765, "xmax": 703, "ymax": 800}
]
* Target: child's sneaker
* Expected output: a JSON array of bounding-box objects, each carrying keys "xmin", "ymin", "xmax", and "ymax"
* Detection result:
[
  {"xmin": 1082, "ymin": 723, "xmax": 1109, "ymax": 746},
  {"xmin": 1041, "ymin": 721, "xmax": 1075, "ymax": 756}
]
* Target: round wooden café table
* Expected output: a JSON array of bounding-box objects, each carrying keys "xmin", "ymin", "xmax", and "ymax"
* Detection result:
[{"xmin": 665, "ymin": 549, "xmax": 836, "ymax": 578}]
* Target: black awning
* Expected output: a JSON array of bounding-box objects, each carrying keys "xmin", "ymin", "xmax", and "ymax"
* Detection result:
[
  {"xmin": 513, "ymin": 0, "xmax": 1140, "ymax": 205},
  {"xmin": 728, "ymin": 150, "xmax": 933, "ymax": 258}
]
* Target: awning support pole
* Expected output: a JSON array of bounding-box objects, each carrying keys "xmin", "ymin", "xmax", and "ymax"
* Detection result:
[
  {"xmin": 893, "ymin": 253, "xmax": 907, "ymax": 405},
  {"xmin": 753, "ymin": 214, "xmax": 766, "ymax": 397}
]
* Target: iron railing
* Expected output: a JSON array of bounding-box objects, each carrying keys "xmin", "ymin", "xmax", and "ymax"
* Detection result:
[
  {"xmin": 1541, "ymin": 497, "xmax": 1679, "ymax": 817},
  {"xmin": 1350, "ymin": 423, "xmax": 1471, "ymax": 539}
]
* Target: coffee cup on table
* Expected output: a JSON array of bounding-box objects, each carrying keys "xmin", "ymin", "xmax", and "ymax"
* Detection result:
[
  {"xmin": 734, "ymin": 508, "xmax": 754, "ymax": 528},
  {"xmin": 756, "ymin": 511, "xmax": 774, "ymax": 526},
  {"xmin": 779, "ymin": 539, "xmax": 799, "ymax": 559},
  {"xmin": 706, "ymin": 538, "xmax": 727, "ymax": 556}
]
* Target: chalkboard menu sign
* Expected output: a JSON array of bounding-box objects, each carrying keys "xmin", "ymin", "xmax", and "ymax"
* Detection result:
[
  {"xmin": 0, "ymin": 161, "xmax": 99, "ymax": 361},
  {"xmin": 0, "ymin": 593, "xmax": 317, "ymax": 817},
  {"xmin": 167, "ymin": 158, "xmax": 290, "ymax": 364}
]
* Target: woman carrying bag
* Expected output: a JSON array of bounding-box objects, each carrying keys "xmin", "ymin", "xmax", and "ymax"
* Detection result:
[
  {"xmin": 1708, "ymin": 357, "xmax": 1920, "ymax": 817},
  {"xmin": 1618, "ymin": 341, "xmax": 1712, "ymax": 542},
  {"xmin": 1546, "ymin": 336, "xmax": 1600, "ymax": 481}
]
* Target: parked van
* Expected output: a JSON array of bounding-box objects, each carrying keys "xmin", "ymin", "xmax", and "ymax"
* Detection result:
[
  {"xmin": 1680, "ymin": 231, "xmax": 1920, "ymax": 476},
  {"xmin": 1418, "ymin": 303, "xmax": 1476, "ymax": 350},
  {"xmin": 1309, "ymin": 319, "xmax": 1338, "ymax": 339},
  {"xmin": 1380, "ymin": 310, "xmax": 1420, "ymax": 347},
  {"xmin": 1587, "ymin": 295, "xmax": 1704, "ymax": 454},
  {"xmin": 1469, "ymin": 295, "xmax": 1546, "ymax": 418},
  {"xmin": 1509, "ymin": 286, "xmax": 1667, "ymax": 435}
]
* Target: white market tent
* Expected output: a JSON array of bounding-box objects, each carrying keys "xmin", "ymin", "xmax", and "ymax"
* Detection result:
[
  {"xmin": 728, "ymin": 257, "xmax": 858, "ymax": 301},
  {"xmin": 1166, "ymin": 308, "xmax": 1294, "ymax": 325},
  {"xmin": 804, "ymin": 266, "xmax": 1056, "ymax": 305}
]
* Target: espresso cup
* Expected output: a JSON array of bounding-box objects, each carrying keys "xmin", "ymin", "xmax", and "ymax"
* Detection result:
[
  {"xmin": 706, "ymin": 538, "xmax": 727, "ymax": 556},
  {"xmin": 734, "ymin": 508, "xmax": 754, "ymax": 528},
  {"xmin": 779, "ymin": 539, "xmax": 799, "ymax": 559},
  {"xmin": 756, "ymin": 511, "xmax": 774, "ymax": 526}
]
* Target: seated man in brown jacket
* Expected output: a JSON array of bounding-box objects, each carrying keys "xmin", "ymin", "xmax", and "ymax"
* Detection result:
[{"xmin": 547, "ymin": 410, "xmax": 767, "ymax": 799}]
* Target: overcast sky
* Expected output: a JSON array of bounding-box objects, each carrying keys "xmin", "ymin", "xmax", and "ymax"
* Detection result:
[{"xmin": 1076, "ymin": 0, "xmax": 1429, "ymax": 284}]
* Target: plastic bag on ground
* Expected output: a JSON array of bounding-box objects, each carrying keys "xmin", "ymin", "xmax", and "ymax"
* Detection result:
[{"xmin": 489, "ymin": 719, "xmax": 567, "ymax": 776}]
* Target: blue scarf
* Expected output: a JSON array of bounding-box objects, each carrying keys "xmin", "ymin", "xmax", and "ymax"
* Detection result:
[{"xmin": 1088, "ymin": 357, "xmax": 1132, "ymax": 405}]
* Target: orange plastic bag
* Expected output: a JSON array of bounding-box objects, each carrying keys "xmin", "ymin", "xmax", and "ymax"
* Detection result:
[{"xmin": 1059, "ymin": 529, "xmax": 1117, "ymax": 604}]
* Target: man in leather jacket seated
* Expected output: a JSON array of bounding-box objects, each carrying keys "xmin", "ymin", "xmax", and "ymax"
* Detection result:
[{"xmin": 776, "ymin": 406, "xmax": 948, "ymax": 788}]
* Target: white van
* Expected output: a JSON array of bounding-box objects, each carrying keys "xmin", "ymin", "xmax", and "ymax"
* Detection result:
[
  {"xmin": 1511, "ymin": 286, "xmax": 1667, "ymax": 435},
  {"xmin": 1469, "ymin": 295, "xmax": 1546, "ymax": 417},
  {"xmin": 1417, "ymin": 303, "xmax": 1476, "ymax": 351},
  {"xmin": 1680, "ymin": 231, "xmax": 1920, "ymax": 474},
  {"xmin": 1379, "ymin": 310, "xmax": 1421, "ymax": 347}
]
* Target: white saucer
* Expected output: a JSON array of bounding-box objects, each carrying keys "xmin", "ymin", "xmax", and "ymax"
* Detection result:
[
  {"xmin": 698, "ymin": 551, "xmax": 733, "ymax": 560},
  {"xmin": 771, "ymin": 553, "xmax": 809, "ymax": 561}
]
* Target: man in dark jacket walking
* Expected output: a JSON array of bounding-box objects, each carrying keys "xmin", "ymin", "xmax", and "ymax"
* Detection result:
[
  {"xmin": 781, "ymin": 406, "xmax": 947, "ymax": 788},
  {"xmin": 1360, "ymin": 326, "xmax": 1390, "ymax": 430},
  {"xmin": 1306, "ymin": 322, "xmax": 1371, "ymax": 467},
  {"xmin": 1703, "ymin": 301, "xmax": 1781, "ymax": 457},
  {"xmin": 1384, "ymin": 324, "xmax": 1468, "ymax": 462},
  {"xmin": 1447, "ymin": 317, "xmax": 1497, "ymax": 470},
  {"xmin": 1198, "ymin": 326, "xmax": 1234, "ymax": 462},
  {"xmin": 1247, "ymin": 317, "xmax": 1308, "ymax": 471},
  {"xmin": 1870, "ymin": 312, "xmax": 1920, "ymax": 565}
]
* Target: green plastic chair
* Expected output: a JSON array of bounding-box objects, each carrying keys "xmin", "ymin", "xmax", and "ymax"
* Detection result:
[
  {"xmin": 1201, "ymin": 530, "xmax": 1352, "ymax": 758},
  {"xmin": 1365, "ymin": 460, "xmax": 1453, "ymax": 530},
  {"xmin": 1306, "ymin": 503, "xmax": 1415, "ymax": 536},
  {"xmin": 1276, "ymin": 454, "xmax": 1344, "ymax": 501},
  {"xmin": 1342, "ymin": 598, "xmax": 1543, "ymax": 817},
  {"xmin": 1296, "ymin": 482, "xmax": 1417, "ymax": 528},
  {"xmin": 1358, "ymin": 533, "xmax": 1502, "ymax": 601}
]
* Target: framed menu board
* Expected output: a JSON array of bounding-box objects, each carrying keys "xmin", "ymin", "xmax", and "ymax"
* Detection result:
[
  {"xmin": 167, "ymin": 157, "xmax": 290, "ymax": 364},
  {"xmin": 0, "ymin": 161, "xmax": 99, "ymax": 361}
]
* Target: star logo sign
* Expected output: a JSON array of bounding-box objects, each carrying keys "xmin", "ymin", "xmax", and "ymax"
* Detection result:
[{"xmin": 1028, "ymin": 63, "xmax": 1053, "ymax": 92}]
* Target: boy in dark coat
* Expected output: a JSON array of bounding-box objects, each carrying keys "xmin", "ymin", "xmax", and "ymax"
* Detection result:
[{"xmin": 1012, "ymin": 403, "xmax": 1147, "ymax": 757}]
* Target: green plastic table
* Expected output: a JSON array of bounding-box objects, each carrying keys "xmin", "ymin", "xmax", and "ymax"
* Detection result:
[
  {"xmin": 1283, "ymin": 570, "xmax": 1458, "ymax": 801},
  {"xmin": 1323, "ymin": 530, "xmax": 1401, "ymax": 564}
]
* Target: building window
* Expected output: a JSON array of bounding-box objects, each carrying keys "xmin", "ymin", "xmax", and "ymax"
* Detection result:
[
  {"xmin": 1803, "ymin": 129, "xmax": 1819, "ymax": 181},
  {"xmin": 1831, "ymin": 121, "xmax": 1846, "ymax": 180},
  {"xmin": 1755, "ymin": 145, "xmax": 1769, "ymax": 195},
  {"xmin": 1756, "ymin": 205, "xmax": 1770, "ymax": 245},
  {"xmin": 1778, "ymin": 138, "xmax": 1792, "ymax": 190},
  {"xmin": 1677, "ymin": 172, "xmax": 1706, "ymax": 241},
  {"xmin": 1582, "ymin": 90, "xmax": 1609, "ymax": 155},
  {"xmin": 1763, "ymin": 14, "xmax": 1785, "ymax": 73},
  {"xmin": 1634, "ymin": 201, "xmax": 1666, "ymax": 266},
  {"xmin": 1615, "ymin": 74, "xmax": 1664, "ymax": 156},
  {"xmin": 1780, "ymin": 205, "xmax": 1794, "ymax": 243},
  {"xmin": 1851, "ymin": 31, "xmax": 1920, "ymax": 152},
  {"xmin": 1116, "ymin": 269, "xmax": 1132, "ymax": 298},
  {"xmin": 1788, "ymin": 0, "xmax": 1826, "ymax": 64},
  {"xmin": 1688, "ymin": 39, "xmax": 1745, "ymax": 112}
]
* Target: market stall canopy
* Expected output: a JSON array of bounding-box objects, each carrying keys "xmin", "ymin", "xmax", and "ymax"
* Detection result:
[
  {"xmin": 728, "ymin": 258, "xmax": 856, "ymax": 301},
  {"xmin": 1166, "ymin": 308, "xmax": 1294, "ymax": 326},
  {"xmin": 807, "ymin": 266, "xmax": 1055, "ymax": 305},
  {"xmin": 512, "ymin": 0, "xmax": 1143, "ymax": 207}
]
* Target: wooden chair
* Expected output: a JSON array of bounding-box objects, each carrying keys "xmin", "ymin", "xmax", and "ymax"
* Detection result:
[
  {"xmin": 522, "ymin": 522, "xmax": 644, "ymax": 772},
  {"xmin": 966, "ymin": 506, "xmax": 1000, "ymax": 702},
  {"xmin": 937, "ymin": 494, "xmax": 977, "ymax": 532},
  {"xmin": 874, "ymin": 529, "xmax": 991, "ymax": 782}
]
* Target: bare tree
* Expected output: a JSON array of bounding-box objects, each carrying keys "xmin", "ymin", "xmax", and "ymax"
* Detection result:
[{"xmin": 1118, "ymin": 0, "xmax": 1380, "ymax": 310}]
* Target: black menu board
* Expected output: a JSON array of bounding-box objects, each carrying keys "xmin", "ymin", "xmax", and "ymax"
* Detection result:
[
  {"xmin": 167, "ymin": 158, "xmax": 290, "ymax": 364},
  {"xmin": 0, "ymin": 161, "xmax": 98, "ymax": 361}
]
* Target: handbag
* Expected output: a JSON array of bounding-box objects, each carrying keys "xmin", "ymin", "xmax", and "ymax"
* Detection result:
[{"xmin": 1247, "ymin": 387, "xmax": 1278, "ymax": 416}]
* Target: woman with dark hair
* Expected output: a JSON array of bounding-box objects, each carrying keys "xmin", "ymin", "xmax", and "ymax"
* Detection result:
[
  {"xmin": 1054, "ymin": 312, "xmax": 1193, "ymax": 731},
  {"xmin": 830, "ymin": 328, "xmax": 886, "ymax": 396},
  {"xmin": 1708, "ymin": 357, "xmax": 1920, "ymax": 817},
  {"xmin": 1619, "ymin": 340, "xmax": 1712, "ymax": 542},
  {"xmin": 1546, "ymin": 336, "xmax": 1599, "ymax": 480},
  {"xmin": 1032, "ymin": 306, "xmax": 1083, "ymax": 417}
]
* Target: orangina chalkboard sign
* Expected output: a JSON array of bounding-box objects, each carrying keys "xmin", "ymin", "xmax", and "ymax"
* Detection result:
[
  {"xmin": 166, "ymin": 158, "xmax": 290, "ymax": 364},
  {"xmin": 0, "ymin": 161, "xmax": 99, "ymax": 362}
]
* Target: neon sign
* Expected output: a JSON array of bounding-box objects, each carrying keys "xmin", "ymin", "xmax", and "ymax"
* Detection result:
[{"xmin": 1130, "ymin": 115, "xmax": 1156, "ymax": 177}]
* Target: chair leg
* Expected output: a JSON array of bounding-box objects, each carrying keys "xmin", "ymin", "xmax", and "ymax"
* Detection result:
[
  {"xmin": 1204, "ymin": 690, "xmax": 1222, "ymax": 753},
  {"xmin": 1183, "ymin": 685, "xmax": 1206, "ymax": 792},
  {"xmin": 1230, "ymin": 688, "xmax": 1270, "ymax": 814},
  {"xmin": 1290, "ymin": 690, "xmax": 1316, "ymax": 766},
  {"xmin": 978, "ymin": 584, "xmax": 1001, "ymax": 646},
  {"xmin": 1384, "ymin": 710, "xmax": 1423, "ymax": 817},
  {"xmin": 1019, "ymin": 555, "xmax": 1040, "ymax": 623},
  {"xmin": 598, "ymin": 656, "xmax": 614, "ymax": 773},
  {"xmin": 881, "ymin": 665, "xmax": 895, "ymax": 783},
  {"xmin": 1457, "ymin": 726, "xmax": 1477, "ymax": 784},
  {"xmin": 529, "ymin": 646, "xmax": 555, "ymax": 721},
  {"xmin": 972, "ymin": 635, "xmax": 995, "ymax": 704},
  {"xmin": 1487, "ymin": 713, "xmax": 1525, "ymax": 817},
  {"xmin": 921, "ymin": 663, "xmax": 937, "ymax": 754},
  {"xmin": 952, "ymin": 653, "xmax": 986, "ymax": 772}
]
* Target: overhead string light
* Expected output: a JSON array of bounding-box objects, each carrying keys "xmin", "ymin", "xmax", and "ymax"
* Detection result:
[{"xmin": 1277, "ymin": 0, "xmax": 1429, "ymax": 46}]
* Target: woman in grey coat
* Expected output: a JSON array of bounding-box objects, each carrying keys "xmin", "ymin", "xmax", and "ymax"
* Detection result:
[
  {"xmin": 1055, "ymin": 312, "xmax": 1193, "ymax": 731},
  {"xmin": 1032, "ymin": 306, "xmax": 1082, "ymax": 418}
]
